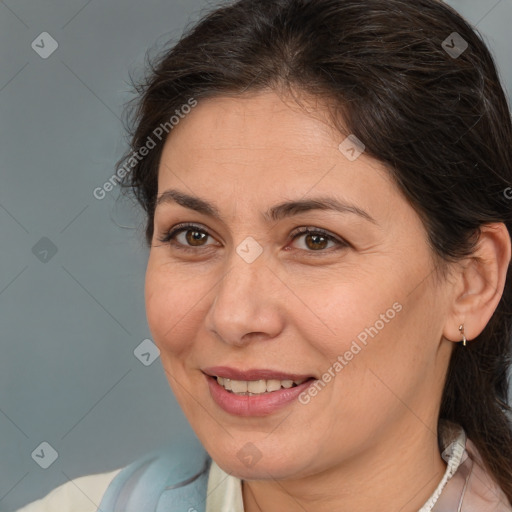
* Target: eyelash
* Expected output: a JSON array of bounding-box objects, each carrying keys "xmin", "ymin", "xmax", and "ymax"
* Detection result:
[{"xmin": 156, "ymin": 222, "xmax": 348, "ymax": 254}]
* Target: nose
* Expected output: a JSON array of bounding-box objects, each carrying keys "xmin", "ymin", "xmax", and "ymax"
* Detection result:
[{"xmin": 204, "ymin": 248, "xmax": 285, "ymax": 347}]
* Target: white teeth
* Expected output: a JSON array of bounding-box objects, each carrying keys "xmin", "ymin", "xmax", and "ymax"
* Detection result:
[
  {"xmin": 215, "ymin": 376, "xmax": 308, "ymax": 394},
  {"xmin": 266, "ymin": 379, "xmax": 282, "ymax": 392},
  {"xmin": 247, "ymin": 380, "xmax": 267, "ymax": 393},
  {"xmin": 230, "ymin": 380, "xmax": 248, "ymax": 393}
]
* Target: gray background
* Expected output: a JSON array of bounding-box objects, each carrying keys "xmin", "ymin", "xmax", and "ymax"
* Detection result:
[{"xmin": 0, "ymin": 0, "xmax": 511, "ymax": 510}]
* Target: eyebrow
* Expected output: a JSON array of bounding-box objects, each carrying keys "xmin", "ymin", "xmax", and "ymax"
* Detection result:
[{"xmin": 155, "ymin": 189, "xmax": 378, "ymax": 225}]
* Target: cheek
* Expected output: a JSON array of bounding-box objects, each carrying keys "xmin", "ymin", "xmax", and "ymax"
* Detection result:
[
  {"xmin": 144, "ymin": 261, "xmax": 209, "ymax": 354},
  {"xmin": 293, "ymin": 271, "xmax": 404, "ymax": 354},
  {"xmin": 323, "ymin": 291, "xmax": 439, "ymax": 428},
  {"xmin": 298, "ymin": 268, "xmax": 429, "ymax": 402}
]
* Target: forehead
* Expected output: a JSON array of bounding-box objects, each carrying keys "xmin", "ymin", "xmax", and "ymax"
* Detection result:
[
  {"xmin": 159, "ymin": 90, "xmax": 388, "ymax": 182},
  {"xmin": 165, "ymin": 91, "xmax": 336, "ymax": 157}
]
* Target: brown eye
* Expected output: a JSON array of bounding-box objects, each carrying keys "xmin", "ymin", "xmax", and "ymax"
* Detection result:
[
  {"xmin": 290, "ymin": 227, "xmax": 348, "ymax": 252},
  {"xmin": 303, "ymin": 233, "xmax": 329, "ymax": 250},
  {"xmin": 184, "ymin": 229, "xmax": 208, "ymax": 246},
  {"xmin": 157, "ymin": 223, "xmax": 217, "ymax": 251}
]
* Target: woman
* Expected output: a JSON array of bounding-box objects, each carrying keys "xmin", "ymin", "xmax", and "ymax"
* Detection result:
[{"xmin": 18, "ymin": 0, "xmax": 512, "ymax": 510}]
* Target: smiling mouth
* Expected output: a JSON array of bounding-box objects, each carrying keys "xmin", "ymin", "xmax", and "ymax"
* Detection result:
[{"xmin": 214, "ymin": 376, "xmax": 315, "ymax": 395}]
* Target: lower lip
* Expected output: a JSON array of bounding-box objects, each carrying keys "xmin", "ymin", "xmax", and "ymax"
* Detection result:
[{"xmin": 205, "ymin": 374, "xmax": 316, "ymax": 416}]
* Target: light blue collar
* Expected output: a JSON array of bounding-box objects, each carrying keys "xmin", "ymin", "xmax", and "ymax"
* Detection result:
[{"xmin": 97, "ymin": 437, "xmax": 211, "ymax": 512}]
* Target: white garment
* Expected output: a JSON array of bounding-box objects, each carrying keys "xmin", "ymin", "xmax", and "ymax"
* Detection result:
[{"xmin": 15, "ymin": 468, "xmax": 122, "ymax": 512}]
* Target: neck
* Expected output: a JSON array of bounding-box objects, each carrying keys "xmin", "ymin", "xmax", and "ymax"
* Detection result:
[{"xmin": 242, "ymin": 423, "xmax": 447, "ymax": 512}]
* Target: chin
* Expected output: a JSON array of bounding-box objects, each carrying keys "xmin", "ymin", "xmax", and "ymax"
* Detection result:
[{"xmin": 210, "ymin": 445, "xmax": 308, "ymax": 481}]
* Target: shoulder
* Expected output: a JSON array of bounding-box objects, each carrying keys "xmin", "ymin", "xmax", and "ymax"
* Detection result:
[
  {"xmin": 15, "ymin": 468, "xmax": 122, "ymax": 512},
  {"xmin": 16, "ymin": 437, "xmax": 211, "ymax": 512}
]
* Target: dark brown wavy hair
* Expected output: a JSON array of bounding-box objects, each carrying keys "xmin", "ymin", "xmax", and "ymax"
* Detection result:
[{"xmin": 116, "ymin": 0, "xmax": 512, "ymax": 503}]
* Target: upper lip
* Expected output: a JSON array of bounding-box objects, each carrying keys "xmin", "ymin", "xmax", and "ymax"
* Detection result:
[{"xmin": 202, "ymin": 366, "xmax": 315, "ymax": 381}]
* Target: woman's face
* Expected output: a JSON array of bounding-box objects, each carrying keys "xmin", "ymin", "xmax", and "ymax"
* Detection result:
[{"xmin": 145, "ymin": 90, "xmax": 455, "ymax": 479}]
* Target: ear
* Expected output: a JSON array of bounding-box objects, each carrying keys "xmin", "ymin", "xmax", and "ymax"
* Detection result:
[{"xmin": 443, "ymin": 222, "xmax": 511, "ymax": 344}]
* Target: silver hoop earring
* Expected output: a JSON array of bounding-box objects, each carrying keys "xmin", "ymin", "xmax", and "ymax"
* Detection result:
[{"xmin": 458, "ymin": 324, "xmax": 467, "ymax": 347}]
